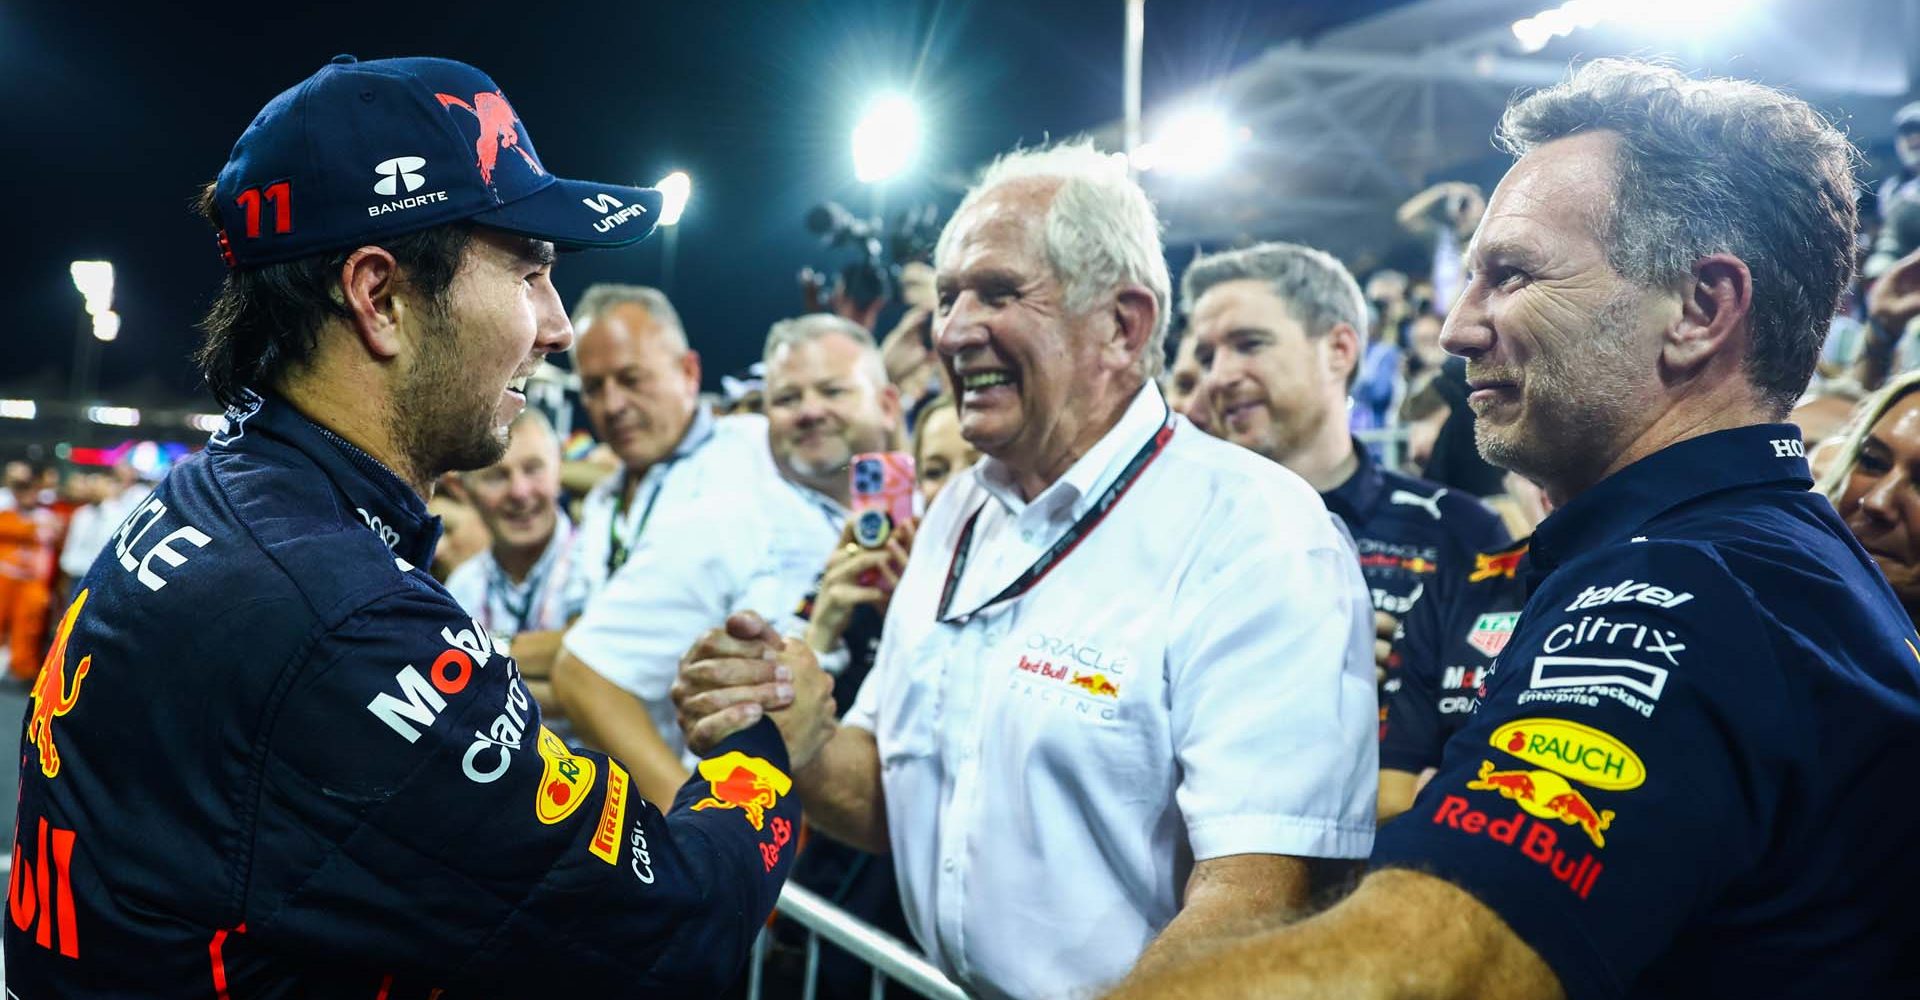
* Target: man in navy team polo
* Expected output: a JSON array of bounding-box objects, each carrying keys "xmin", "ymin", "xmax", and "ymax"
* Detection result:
[
  {"xmin": 1106, "ymin": 58, "xmax": 1920, "ymax": 1000},
  {"xmin": 1377, "ymin": 535, "xmax": 1531, "ymax": 819},
  {"xmin": 6, "ymin": 56, "xmax": 812, "ymax": 996},
  {"xmin": 1179, "ymin": 241, "xmax": 1510, "ymax": 680}
]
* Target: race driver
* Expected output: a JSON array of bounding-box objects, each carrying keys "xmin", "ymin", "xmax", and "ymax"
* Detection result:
[
  {"xmin": 6, "ymin": 56, "xmax": 816, "ymax": 996},
  {"xmin": 1104, "ymin": 59, "xmax": 1920, "ymax": 1000}
]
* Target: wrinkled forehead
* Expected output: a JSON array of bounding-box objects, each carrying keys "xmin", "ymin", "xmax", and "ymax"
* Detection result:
[
  {"xmin": 766, "ymin": 332, "xmax": 874, "ymax": 391},
  {"xmin": 1472, "ymin": 131, "xmax": 1621, "ymax": 263},
  {"xmin": 936, "ymin": 180, "xmax": 1056, "ymax": 276}
]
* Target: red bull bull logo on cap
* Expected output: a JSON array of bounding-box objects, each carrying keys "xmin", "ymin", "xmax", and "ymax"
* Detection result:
[
  {"xmin": 435, "ymin": 90, "xmax": 545, "ymax": 188},
  {"xmin": 27, "ymin": 591, "xmax": 93, "ymax": 780},
  {"xmin": 691, "ymin": 751, "xmax": 792, "ymax": 832}
]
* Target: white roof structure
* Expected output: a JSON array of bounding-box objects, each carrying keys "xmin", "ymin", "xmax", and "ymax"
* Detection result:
[{"xmin": 1108, "ymin": 0, "xmax": 1918, "ymax": 256}]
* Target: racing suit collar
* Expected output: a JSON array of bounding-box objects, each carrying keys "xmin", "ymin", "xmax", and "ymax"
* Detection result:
[
  {"xmin": 1527, "ymin": 422, "xmax": 1813, "ymax": 582},
  {"xmin": 230, "ymin": 389, "xmax": 442, "ymax": 569},
  {"xmin": 1321, "ymin": 435, "xmax": 1383, "ymax": 526}
]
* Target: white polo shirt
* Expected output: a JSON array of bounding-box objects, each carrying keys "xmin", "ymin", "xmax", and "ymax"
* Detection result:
[
  {"xmin": 844, "ymin": 383, "xmax": 1377, "ymax": 1000},
  {"xmin": 562, "ymin": 407, "xmax": 778, "ymax": 616},
  {"xmin": 564, "ymin": 474, "xmax": 846, "ymax": 764},
  {"xmin": 443, "ymin": 511, "xmax": 577, "ymax": 640}
]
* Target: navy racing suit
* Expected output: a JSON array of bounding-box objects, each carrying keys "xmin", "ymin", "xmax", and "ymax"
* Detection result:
[{"xmin": 6, "ymin": 391, "xmax": 802, "ymax": 997}]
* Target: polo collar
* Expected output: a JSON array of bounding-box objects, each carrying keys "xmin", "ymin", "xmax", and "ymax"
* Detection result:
[{"xmin": 1527, "ymin": 423, "xmax": 1812, "ymax": 579}]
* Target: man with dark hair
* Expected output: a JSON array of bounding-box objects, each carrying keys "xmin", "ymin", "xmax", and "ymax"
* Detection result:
[
  {"xmin": 6, "ymin": 56, "xmax": 805, "ymax": 995},
  {"xmin": 1106, "ymin": 58, "xmax": 1920, "ymax": 1000}
]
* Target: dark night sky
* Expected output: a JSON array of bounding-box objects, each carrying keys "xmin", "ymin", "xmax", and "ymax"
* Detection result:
[{"xmin": 3, "ymin": 0, "xmax": 1406, "ymax": 412}]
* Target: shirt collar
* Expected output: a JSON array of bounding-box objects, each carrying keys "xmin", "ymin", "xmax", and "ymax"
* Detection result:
[
  {"xmin": 674, "ymin": 405, "xmax": 717, "ymax": 461},
  {"xmin": 1320, "ymin": 436, "xmax": 1382, "ymax": 525},
  {"xmin": 1527, "ymin": 423, "xmax": 1813, "ymax": 579},
  {"xmin": 976, "ymin": 382, "xmax": 1170, "ymax": 518},
  {"xmin": 211, "ymin": 388, "xmax": 441, "ymax": 569},
  {"xmin": 489, "ymin": 508, "xmax": 574, "ymax": 590}
]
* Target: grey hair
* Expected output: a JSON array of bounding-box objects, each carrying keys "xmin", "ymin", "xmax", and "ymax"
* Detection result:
[
  {"xmin": 762, "ymin": 313, "xmax": 888, "ymax": 390},
  {"xmin": 1497, "ymin": 57, "xmax": 1858, "ymax": 417},
  {"xmin": 1180, "ymin": 241, "xmax": 1368, "ymax": 388},
  {"xmin": 936, "ymin": 140, "xmax": 1171, "ymax": 378},
  {"xmin": 570, "ymin": 283, "xmax": 689, "ymax": 352}
]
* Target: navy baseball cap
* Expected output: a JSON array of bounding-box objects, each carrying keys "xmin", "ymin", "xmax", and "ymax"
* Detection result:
[{"xmin": 213, "ymin": 55, "xmax": 663, "ymax": 268}]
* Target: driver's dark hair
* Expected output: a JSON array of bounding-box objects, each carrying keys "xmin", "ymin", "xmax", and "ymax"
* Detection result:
[{"xmin": 192, "ymin": 181, "xmax": 473, "ymax": 407}]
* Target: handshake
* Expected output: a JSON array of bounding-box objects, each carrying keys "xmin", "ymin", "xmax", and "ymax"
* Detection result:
[{"xmin": 673, "ymin": 611, "xmax": 841, "ymax": 770}]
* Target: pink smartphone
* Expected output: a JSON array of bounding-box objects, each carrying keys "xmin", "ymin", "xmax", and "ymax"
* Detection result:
[{"xmin": 850, "ymin": 451, "xmax": 916, "ymax": 549}]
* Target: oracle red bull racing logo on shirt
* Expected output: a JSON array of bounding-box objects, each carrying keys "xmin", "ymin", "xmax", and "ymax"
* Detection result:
[{"xmin": 691, "ymin": 751, "xmax": 792, "ymax": 832}]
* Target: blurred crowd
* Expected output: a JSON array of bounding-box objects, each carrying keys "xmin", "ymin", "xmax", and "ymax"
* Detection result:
[{"xmin": 11, "ymin": 51, "xmax": 1920, "ymax": 1000}]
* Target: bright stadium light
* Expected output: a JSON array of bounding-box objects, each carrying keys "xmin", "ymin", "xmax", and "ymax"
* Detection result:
[
  {"xmin": 70, "ymin": 260, "xmax": 114, "ymax": 316},
  {"xmin": 0, "ymin": 400, "xmax": 35, "ymax": 420},
  {"xmin": 1512, "ymin": 0, "xmax": 1760, "ymax": 53},
  {"xmin": 187, "ymin": 413, "xmax": 227, "ymax": 433},
  {"xmin": 655, "ymin": 171, "xmax": 691, "ymax": 226},
  {"xmin": 92, "ymin": 310, "xmax": 121, "ymax": 342},
  {"xmin": 852, "ymin": 93, "xmax": 922, "ymax": 184},
  {"xmin": 1136, "ymin": 106, "xmax": 1241, "ymax": 177},
  {"xmin": 86, "ymin": 405, "xmax": 140, "ymax": 427}
]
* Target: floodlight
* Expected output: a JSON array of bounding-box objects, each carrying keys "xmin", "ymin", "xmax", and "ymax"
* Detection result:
[
  {"xmin": 70, "ymin": 260, "xmax": 114, "ymax": 316},
  {"xmin": 92, "ymin": 310, "xmax": 121, "ymax": 342},
  {"xmin": 1144, "ymin": 107, "xmax": 1235, "ymax": 177},
  {"xmin": 1513, "ymin": 0, "xmax": 1759, "ymax": 53},
  {"xmin": 0, "ymin": 400, "xmax": 35, "ymax": 420},
  {"xmin": 656, "ymin": 171, "xmax": 691, "ymax": 227},
  {"xmin": 852, "ymin": 94, "xmax": 922, "ymax": 184}
]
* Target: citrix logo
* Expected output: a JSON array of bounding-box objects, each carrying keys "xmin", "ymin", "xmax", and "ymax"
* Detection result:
[{"xmin": 374, "ymin": 157, "xmax": 428, "ymax": 196}]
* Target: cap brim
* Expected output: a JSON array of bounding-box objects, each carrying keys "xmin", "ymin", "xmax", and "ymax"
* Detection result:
[{"xmin": 470, "ymin": 178, "xmax": 665, "ymax": 250}]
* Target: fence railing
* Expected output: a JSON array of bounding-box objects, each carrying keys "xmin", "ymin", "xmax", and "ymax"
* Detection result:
[{"xmin": 747, "ymin": 883, "xmax": 968, "ymax": 1000}]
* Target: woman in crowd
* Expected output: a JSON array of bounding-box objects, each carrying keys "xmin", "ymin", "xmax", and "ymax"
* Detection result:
[{"xmin": 1819, "ymin": 369, "xmax": 1920, "ymax": 625}]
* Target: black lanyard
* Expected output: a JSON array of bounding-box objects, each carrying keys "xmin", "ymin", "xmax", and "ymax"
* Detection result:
[
  {"xmin": 607, "ymin": 456, "xmax": 681, "ymax": 575},
  {"xmin": 936, "ymin": 415, "xmax": 1175, "ymax": 624},
  {"xmin": 485, "ymin": 552, "xmax": 555, "ymax": 636}
]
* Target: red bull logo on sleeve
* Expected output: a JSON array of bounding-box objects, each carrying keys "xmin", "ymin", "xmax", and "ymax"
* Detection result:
[
  {"xmin": 1469, "ymin": 547, "xmax": 1527, "ymax": 582},
  {"xmin": 1489, "ymin": 718, "xmax": 1645, "ymax": 791},
  {"xmin": 434, "ymin": 91, "xmax": 545, "ymax": 188},
  {"xmin": 1432, "ymin": 789, "xmax": 1604, "ymax": 899},
  {"xmin": 691, "ymin": 751, "xmax": 792, "ymax": 832},
  {"xmin": 1466, "ymin": 760, "xmax": 1614, "ymax": 848},
  {"xmin": 27, "ymin": 591, "xmax": 93, "ymax": 780},
  {"xmin": 534, "ymin": 727, "xmax": 596, "ymax": 825}
]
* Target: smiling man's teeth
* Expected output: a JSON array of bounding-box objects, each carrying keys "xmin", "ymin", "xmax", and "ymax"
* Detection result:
[
  {"xmin": 962, "ymin": 371, "xmax": 1014, "ymax": 391},
  {"xmin": 507, "ymin": 375, "xmax": 530, "ymax": 393}
]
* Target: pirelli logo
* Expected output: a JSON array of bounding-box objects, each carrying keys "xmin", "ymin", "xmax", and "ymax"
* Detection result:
[{"xmin": 589, "ymin": 761, "xmax": 631, "ymax": 864}]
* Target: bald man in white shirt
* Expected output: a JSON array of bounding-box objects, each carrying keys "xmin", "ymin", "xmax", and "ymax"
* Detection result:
[{"xmin": 673, "ymin": 143, "xmax": 1376, "ymax": 1000}]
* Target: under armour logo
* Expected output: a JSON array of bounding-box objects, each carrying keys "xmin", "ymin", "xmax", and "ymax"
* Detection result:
[
  {"xmin": 373, "ymin": 157, "xmax": 428, "ymax": 196},
  {"xmin": 581, "ymin": 193, "xmax": 625, "ymax": 213},
  {"xmin": 1389, "ymin": 487, "xmax": 1446, "ymax": 521}
]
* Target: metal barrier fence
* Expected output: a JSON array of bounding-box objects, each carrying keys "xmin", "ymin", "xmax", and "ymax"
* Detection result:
[{"xmin": 747, "ymin": 883, "xmax": 968, "ymax": 1000}]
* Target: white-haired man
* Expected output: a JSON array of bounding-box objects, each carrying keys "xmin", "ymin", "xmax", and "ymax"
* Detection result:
[
  {"xmin": 555, "ymin": 314, "xmax": 900, "ymax": 807},
  {"xmin": 672, "ymin": 143, "xmax": 1377, "ymax": 1000}
]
